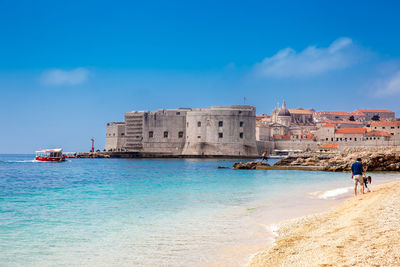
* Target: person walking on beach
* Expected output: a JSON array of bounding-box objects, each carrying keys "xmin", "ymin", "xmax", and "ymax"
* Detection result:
[{"xmin": 351, "ymin": 158, "xmax": 367, "ymax": 196}]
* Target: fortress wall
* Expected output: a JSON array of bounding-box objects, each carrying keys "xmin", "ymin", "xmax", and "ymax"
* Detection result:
[
  {"xmin": 256, "ymin": 140, "xmax": 275, "ymax": 155},
  {"xmin": 182, "ymin": 106, "xmax": 258, "ymax": 156},
  {"xmin": 142, "ymin": 109, "xmax": 187, "ymax": 154},
  {"xmin": 105, "ymin": 123, "xmax": 126, "ymax": 151},
  {"xmin": 335, "ymin": 139, "xmax": 400, "ymax": 150},
  {"xmin": 274, "ymin": 140, "xmax": 319, "ymax": 151}
]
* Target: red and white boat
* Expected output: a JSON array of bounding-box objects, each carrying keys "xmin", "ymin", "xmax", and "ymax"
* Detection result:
[{"xmin": 35, "ymin": 148, "xmax": 66, "ymax": 162}]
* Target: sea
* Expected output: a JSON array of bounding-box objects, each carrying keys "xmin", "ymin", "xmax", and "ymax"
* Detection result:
[{"xmin": 1, "ymin": 154, "xmax": 399, "ymax": 267}]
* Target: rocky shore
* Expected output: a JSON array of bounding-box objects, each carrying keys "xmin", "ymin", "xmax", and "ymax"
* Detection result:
[{"xmin": 234, "ymin": 147, "xmax": 400, "ymax": 172}]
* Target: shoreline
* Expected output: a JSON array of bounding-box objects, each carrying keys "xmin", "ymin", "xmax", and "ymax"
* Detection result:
[
  {"xmin": 248, "ymin": 180, "xmax": 400, "ymax": 266},
  {"xmin": 76, "ymin": 151, "xmax": 259, "ymax": 159}
]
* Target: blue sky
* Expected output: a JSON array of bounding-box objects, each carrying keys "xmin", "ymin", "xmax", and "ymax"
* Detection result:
[{"xmin": 1, "ymin": 0, "xmax": 400, "ymax": 153}]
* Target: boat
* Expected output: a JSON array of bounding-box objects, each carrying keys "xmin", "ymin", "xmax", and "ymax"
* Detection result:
[
  {"xmin": 35, "ymin": 148, "xmax": 66, "ymax": 162},
  {"xmin": 64, "ymin": 152, "xmax": 77, "ymax": 159}
]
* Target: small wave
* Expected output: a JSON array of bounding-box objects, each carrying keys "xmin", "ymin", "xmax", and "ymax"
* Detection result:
[
  {"xmin": 3, "ymin": 160, "xmax": 38, "ymax": 163},
  {"xmin": 267, "ymin": 224, "xmax": 279, "ymax": 237},
  {"xmin": 309, "ymin": 187, "xmax": 352, "ymax": 199}
]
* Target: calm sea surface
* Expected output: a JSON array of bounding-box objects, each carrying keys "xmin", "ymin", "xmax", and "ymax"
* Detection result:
[{"xmin": 1, "ymin": 154, "xmax": 399, "ymax": 266}]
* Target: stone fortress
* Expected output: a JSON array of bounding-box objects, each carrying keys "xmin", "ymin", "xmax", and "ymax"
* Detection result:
[
  {"xmin": 106, "ymin": 105, "xmax": 258, "ymax": 157},
  {"xmin": 105, "ymin": 103, "xmax": 400, "ymax": 157}
]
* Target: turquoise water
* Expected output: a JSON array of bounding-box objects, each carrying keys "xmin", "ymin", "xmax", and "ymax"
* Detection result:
[{"xmin": 1, "ymin": 155, "xmax": 399, "ymax": 266}]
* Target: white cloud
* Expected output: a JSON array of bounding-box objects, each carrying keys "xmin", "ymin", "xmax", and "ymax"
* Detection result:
[
  {"xmin": 375, "ymin": 71, "xmax": 400, "ymax": 96},
  {"xmin": 254, "ymin": 37, "xmax": 357, "ymax": 78},
  {"xmin": 40, "ymin": 68, "xmax": 90, "ymax": 86}
]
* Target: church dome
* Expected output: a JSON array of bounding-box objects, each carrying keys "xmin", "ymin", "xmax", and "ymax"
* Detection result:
[{"xmin": 277, "ymin": 102, "xmax": 291, "ymax": 117}]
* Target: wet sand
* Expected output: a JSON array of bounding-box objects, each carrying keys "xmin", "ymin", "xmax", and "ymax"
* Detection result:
[{"xmin": 249, "ymin": 181, "xmax": 400, "ymax": 267}]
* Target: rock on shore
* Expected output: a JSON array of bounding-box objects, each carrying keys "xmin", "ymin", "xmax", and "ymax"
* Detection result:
[
  {"xmin": 273, "ymin": 146, "xmax": 400, "ymax": 172},
  {"xmin": 233, "ymin": 161, "xmax": 270, "ymax": 169}
]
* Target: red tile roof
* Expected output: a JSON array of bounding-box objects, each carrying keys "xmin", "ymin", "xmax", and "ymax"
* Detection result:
[
  {"xmin": 365, "ymin": 131, "xmax": 392, "ymax": 137},
  {"xmin": 370, "ymin": 121, "xmax": 400, "ymax": 126},
  {"xmin": 291, "ymin": 133, "xmax": 315, "ymax": 140},
  {"xmin": 288, "ymin": 109, "xmax": 313, "ymax": 115},
  {"xmin": 315, "ymin": 111, "xmax": 350, "ymax": 116},
  {"xmin": 335, "ymin": 128, "xmax": 367, "ymax": 134},
  {"xmin": 350, "ymin": 110, "xmax": 366, "ymax": 116},
  {"xmin": 357, "ymin": 109, "xmax": 394, "ymax": 113},
  {"xmin": 322, "ymin": 123, "xmax": 335, "ymax": 127},
  {"xmin": 273, "ymin": 134, "xmax": 291, "ymax": 140},
  {"xmin": 321, "ymin": 120, "xmax": 364, "ymax": 125},
  {"xmin": 319, "ymin": 143, "xmax": 338, "ymax": 149}
]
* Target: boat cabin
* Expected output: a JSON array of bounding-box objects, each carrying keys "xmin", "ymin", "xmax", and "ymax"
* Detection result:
[{"xmin": 35, "ymin": 148, "xmax": 65, "ymax": 162}]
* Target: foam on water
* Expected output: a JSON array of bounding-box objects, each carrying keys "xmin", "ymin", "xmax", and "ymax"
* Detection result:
[
  {"xmin": 309, "ymin": 186, "xmax": 353, "ymax": 199},
  {"xmin": 4, "ymin": 160, "xmax": 38, "ymax": 163}
]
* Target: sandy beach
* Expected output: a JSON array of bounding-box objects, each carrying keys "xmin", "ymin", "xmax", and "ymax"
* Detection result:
[{"xmin": 249, "ymin": 180, "xmax": 400, "ymax": 267}]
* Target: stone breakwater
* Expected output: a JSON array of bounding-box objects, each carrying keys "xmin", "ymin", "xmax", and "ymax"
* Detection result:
[{"xmin": 234, "ymin": 147, "xmax": 400, "ymax": 172}]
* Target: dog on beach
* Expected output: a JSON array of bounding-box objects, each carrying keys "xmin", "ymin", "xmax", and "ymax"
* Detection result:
[{"xmin": 364, "ymin": 176, "xmax": 372, "ymax": 192}]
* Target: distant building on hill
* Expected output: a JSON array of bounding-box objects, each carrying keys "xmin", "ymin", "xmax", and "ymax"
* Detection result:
[
  {"xmin": 355, "ymin": 109, "xmax": 395, "ymax": 121},
  {"xmin": 313, "ymin": 111, "xmax": 351, "ymax": 122},
  {"xmin": 288, "ymin": 108, "xmax": 314, "ymax": 124}
]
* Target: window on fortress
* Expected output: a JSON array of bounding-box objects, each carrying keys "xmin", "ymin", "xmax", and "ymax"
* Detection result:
[
  {"xmin": 176, "ymin": 112, "xmax": 180, "ymax": 115},
  {"xmin": 355, "ymin": 138, "xmax": 357, "ymax": 141},
  {"xmin": 197, "ymin": 136, "xmax": 201, "ymax": 138},
  {"xmin": 121, "ymin": 133, "xmax": 124, "ymax": 136},
  {"xmin": 391, "ymin": 126, "xmax": 395, "ymax": 129},
  {"xmin": 240, "ymin": 133, "xmax": 243, "ymax": 138},
  {"xmin": 178, "ymin": 132, "xmax": 183, "ymax": 138},
  {"xmin": 218, "ymin": 121, "xmax": 223, "ymax": 127},
  {"xmin": 391, "ymin": 133, "xmax": 394, "ymax": 135},
  {"xmin": 198, "ymin": 121, "xmax": 201, "ymax": 127},
  {"xmin": 164, "ymin": 131, "xmax": 168, "ymax": 138},
  {"xmin": 218, "ymin": 133, "xmax": 223, "ymax": 138},
  {"xmin": 149, "ymin": 131, "xmax": 153, "ymax": 138},
  {"xmin": 382, "ymin": 127, "xmax": 385, "ymax": 129},
  {"xmin": 240, "ymin": 121, "xmax": 244, "ymax": 127},
  {"xmin": 325, "ymin": 138, "xmax": 328, "ymax": 141},
  {"xmin": 113, "ymin": 133, "xmax": 115, "ymax": 136}
]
